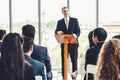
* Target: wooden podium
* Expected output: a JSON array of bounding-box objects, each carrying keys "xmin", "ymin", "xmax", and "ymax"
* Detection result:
[{"xmin": 55, "ymin": 34, "xmax": 77, "ymax": 80}]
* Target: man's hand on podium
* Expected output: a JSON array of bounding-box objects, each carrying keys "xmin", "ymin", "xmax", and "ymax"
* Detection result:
[
  {"xmin": 73, "ymin": 34, "xmax": 77, "ymax": 39},
  {"xmin": 57, "ymin": 31, "xmax": 64, "ymax": 35}
]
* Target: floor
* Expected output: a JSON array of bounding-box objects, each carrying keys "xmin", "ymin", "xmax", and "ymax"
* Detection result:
[{"xmin": 52, "ymin": 70, "xmax": 83, "ymax": 80}]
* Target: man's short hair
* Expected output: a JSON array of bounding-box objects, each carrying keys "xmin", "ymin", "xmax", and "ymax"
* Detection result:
[
  {"xmin": 93, "ymin": 28, "xmax": 107, "ymax": 41},
  {"xmin": 62, "ymin": 7, "xmax": 68, "ymax": 11},
  {"xmin": 0, "ymin": 29, "xmax": 6, "ymax": 40},
  {"xmin": 22, "ymin": 24, "xmax": 35, "ymax": 39}
]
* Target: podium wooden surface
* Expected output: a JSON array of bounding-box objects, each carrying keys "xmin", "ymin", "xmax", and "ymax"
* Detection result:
[{"xmin": 55, "ymin": 34, "xmax": 77, "ymax": 80}]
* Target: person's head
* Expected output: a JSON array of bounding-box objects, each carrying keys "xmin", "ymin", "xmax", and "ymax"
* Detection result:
[
  {"xmin": 92, "ymin": 28, "xmax": 107, "ymax": 44},
  {"xmin": 95, "ymin": 38, "xmax": 120, "ymax": 80},
  {"xmin": 88, "ymin": 30, "xmax": 95, "ymax": 48},
  {"xmin": 112, "ymin": 35, "xmax": 120, "ymax": 39},
  {"xmin": 1, "ymin": 32, "xmax": 24, "ymax": 80},
  {"xmin": 0, "ymin": 29, "xmax": 6, "ymax": 41},
  {"xmin": 22, "ymin": 24, "xmax": 35, "ymax": 39},
  {"xmin": 23, "ymin": 37, "xmax": 33, "ymax": 55},
  {"xmin": 62, "ymin": 7, "xmax": 69, "ymax": 18}
]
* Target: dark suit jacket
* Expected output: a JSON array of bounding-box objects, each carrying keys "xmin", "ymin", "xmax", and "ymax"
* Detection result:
[
  {"xmin": 31, "ymin": 44, "xmax": 52, "ymax": 79},
  {"xmin": 0, "ymin": 42, "xmax": 2, "ymax": 52},
  {"xmin": 84, "ymin": 42, "xmax": 104, "ymax": 80},
  {"xmin": 55, "ymin": 17, "xmax": 80, "ymax": 48},
  {"xmin": 24, "ymin": 54, "xmax": 45, "ymax": 80},
  {"xmin": 24, "ymin": 63, "xmax": 36, "ymax": 80}
]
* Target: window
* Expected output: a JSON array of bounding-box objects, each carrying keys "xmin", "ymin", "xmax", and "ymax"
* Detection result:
[
  {"xmin": 70, "ymin": 0, "xmax": 96, "ymax": 58},
  {"xmin": 12, "ymin": 0, "xmax": 38, "ymax": 43},
  {"xmin": 41, "ymin": 0, "xmax": 67, "ymax": 67},
  {"xmin": 0, "ymin": 0, "xmax": 9, "ymax": 32},
  {"xmin": 99, "ymin": 0, "xmax": 120, "ymax": 38},
  {"xmin": 70, "ymin": 0, "xmax": 96, "ymax": 33}
]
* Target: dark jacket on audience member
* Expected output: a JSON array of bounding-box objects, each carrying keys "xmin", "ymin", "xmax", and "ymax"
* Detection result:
[
  {"xmin": 0, "ymin": 42, "xmax": 2, "ymax": 52},
  {"xmin": 31, "ymin": 44, "xmax": 52, "ymax": 79},
  {"xmin": 24, "ymin": 54, "xmax": 45, "ymax": 80},
  {"xmin": 24, "ymin": 63, "xmax": 36, "ymax": 80},
  {"xmin": 84, "ymin": 42, "xmax": 104, "ymax": 80}
]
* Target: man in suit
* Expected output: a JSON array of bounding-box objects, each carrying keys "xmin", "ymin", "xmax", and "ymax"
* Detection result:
[
  {"xmin": 55, "ymin": 7, "xmax": 80, "ymax": 79},
  {"xmin": 84, "ymin": 28, "xmax": 107, "ymax": 80},
  {"xmin": 23, "ymin": 37, "xmax": 45, "ymax": 80},
  {"xmin": 22, "ymin": 24, "xmax": 52, "ymax": 80}
]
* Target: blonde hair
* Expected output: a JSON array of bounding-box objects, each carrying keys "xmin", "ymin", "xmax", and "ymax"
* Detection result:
[{"xmin": 95, "ymin": 38, "xmax": 120, "ymax": 80}]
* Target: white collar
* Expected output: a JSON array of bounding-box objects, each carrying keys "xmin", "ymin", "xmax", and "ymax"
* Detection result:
[{"xmin": 64, "ymin": 17, "xmax": 69, "ymax": 21}]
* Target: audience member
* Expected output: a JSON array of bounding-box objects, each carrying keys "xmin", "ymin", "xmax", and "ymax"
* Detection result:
[
  {"xmin": 23, "ymin": 37, "xmax": 45, "ymax": 80},
  {"xmin": 71, "ymin": 30, "xmax": 95, "ymax": 78},
  {"xmin": 84, "ymin": 28, "xmax": 107, "ymax": 80},
  {"xmin": 95, "ymin": 38, "xmax": 120, "ymax": 80},
  {"xmin": 0, "ymin": 33, "xmax": 35, "ymax": 80},
  {"xmin": 22, "ymin": 24, "xmax": 53, "ymax": 80}
]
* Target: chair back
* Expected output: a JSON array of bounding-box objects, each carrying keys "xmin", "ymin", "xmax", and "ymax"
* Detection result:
[
  {"xmin": 35, "ymin": 75, "xmax": 42, "ymax": 80},
  {"xmin": 86, "ymin": 64, "xmax": 96, "ymax": 80}
]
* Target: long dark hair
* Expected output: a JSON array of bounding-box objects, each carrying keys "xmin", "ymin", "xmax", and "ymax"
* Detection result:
[
  {"xmin": 88, "ymin": 30, "xmax": 95, "ymax": 48},
  {"xmin": 0, "ymin": 33, "xmax": 25, "ymax": 80}
]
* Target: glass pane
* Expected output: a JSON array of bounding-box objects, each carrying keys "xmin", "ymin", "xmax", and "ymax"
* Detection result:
[
  {"xmin": 41, "ymin": 0, "xmax": 66, "ymax": 48},
  {"xmin": 0, "ymin": 0, "xmax": 9, "ymax": 33},
  {"xmin": 70, "ymin": 0, "xmax": 96, "ymax": 61},
  {"xmin": 100, "ymin": 0, "xmax": 120, "ymax": 38},
  {"xmin": 12, "ymin": 0, "xmax": 38, "ymax": 43},
  {"xmin": 70, "ymin": 0, "xmax": 96, "ymax": 33},
  {"xmin": 41, "ymin": 0, "xmax": 67, "ymax": 76}
]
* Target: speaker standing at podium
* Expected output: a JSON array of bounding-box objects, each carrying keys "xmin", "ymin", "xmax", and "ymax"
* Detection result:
[{"xmin": 55, "ymin": 7, "xmax": 80, "ymax": 79}]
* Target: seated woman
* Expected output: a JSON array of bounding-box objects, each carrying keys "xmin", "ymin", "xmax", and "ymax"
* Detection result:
[
  {"xmin": 71, "ymin": 30, "xmax": 95, "ymax": 79},
  {"xmin": 0, "ymin": 33, "xmax": 35, "ymax": 80},
  {"xmin": 95, "ymin": 38, "xmax": 120, "ymax": 80}
]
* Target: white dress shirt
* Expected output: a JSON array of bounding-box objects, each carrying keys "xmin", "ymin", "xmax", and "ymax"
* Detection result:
[{"xmin": 64, "ymin": 17, "xmax": 69, "ymax": 29}]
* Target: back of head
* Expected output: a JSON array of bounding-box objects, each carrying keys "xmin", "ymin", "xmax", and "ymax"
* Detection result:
[
  {"xmin": 23, "ymin": 37, "xmax": 33, "ymax": 53},
  {"xmin": 112, "ymin": 35, "xmax": 120, "ymax": 39},
  {"xmin": 0, "ymin": 29, "xmax": 6, "ymax": 40},
  {"xmin": 22, "ymin": 24, "xmax": 35, "ymax": 39},
  {"xmin": 96, "ymin": 38, "xmax": 120, "ymax": 80},
  {"xmin": 93, "ymin": 27, "xmax": 107, "ymax": 41},
  {"xmin": 0, "ymin": 33, "xmax": 24, "ymax": 80}
]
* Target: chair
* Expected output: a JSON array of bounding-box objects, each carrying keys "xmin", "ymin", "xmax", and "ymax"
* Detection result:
[
  {"xmin": 86, "ymin": 64, "xmax": 96, "ymax": 80},
  {"xmin": 35, "ymin": 75, "xmax": 42, "ymax": 80}
]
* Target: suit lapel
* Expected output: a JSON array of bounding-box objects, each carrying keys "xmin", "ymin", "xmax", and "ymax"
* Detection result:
[
  {"xmin": 62, "ymin": 19, "xmax": 67, "ymax": 30},
  {"xmin": 62, "ymin": 18, "xmax": 71, "ymax": 31}
]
